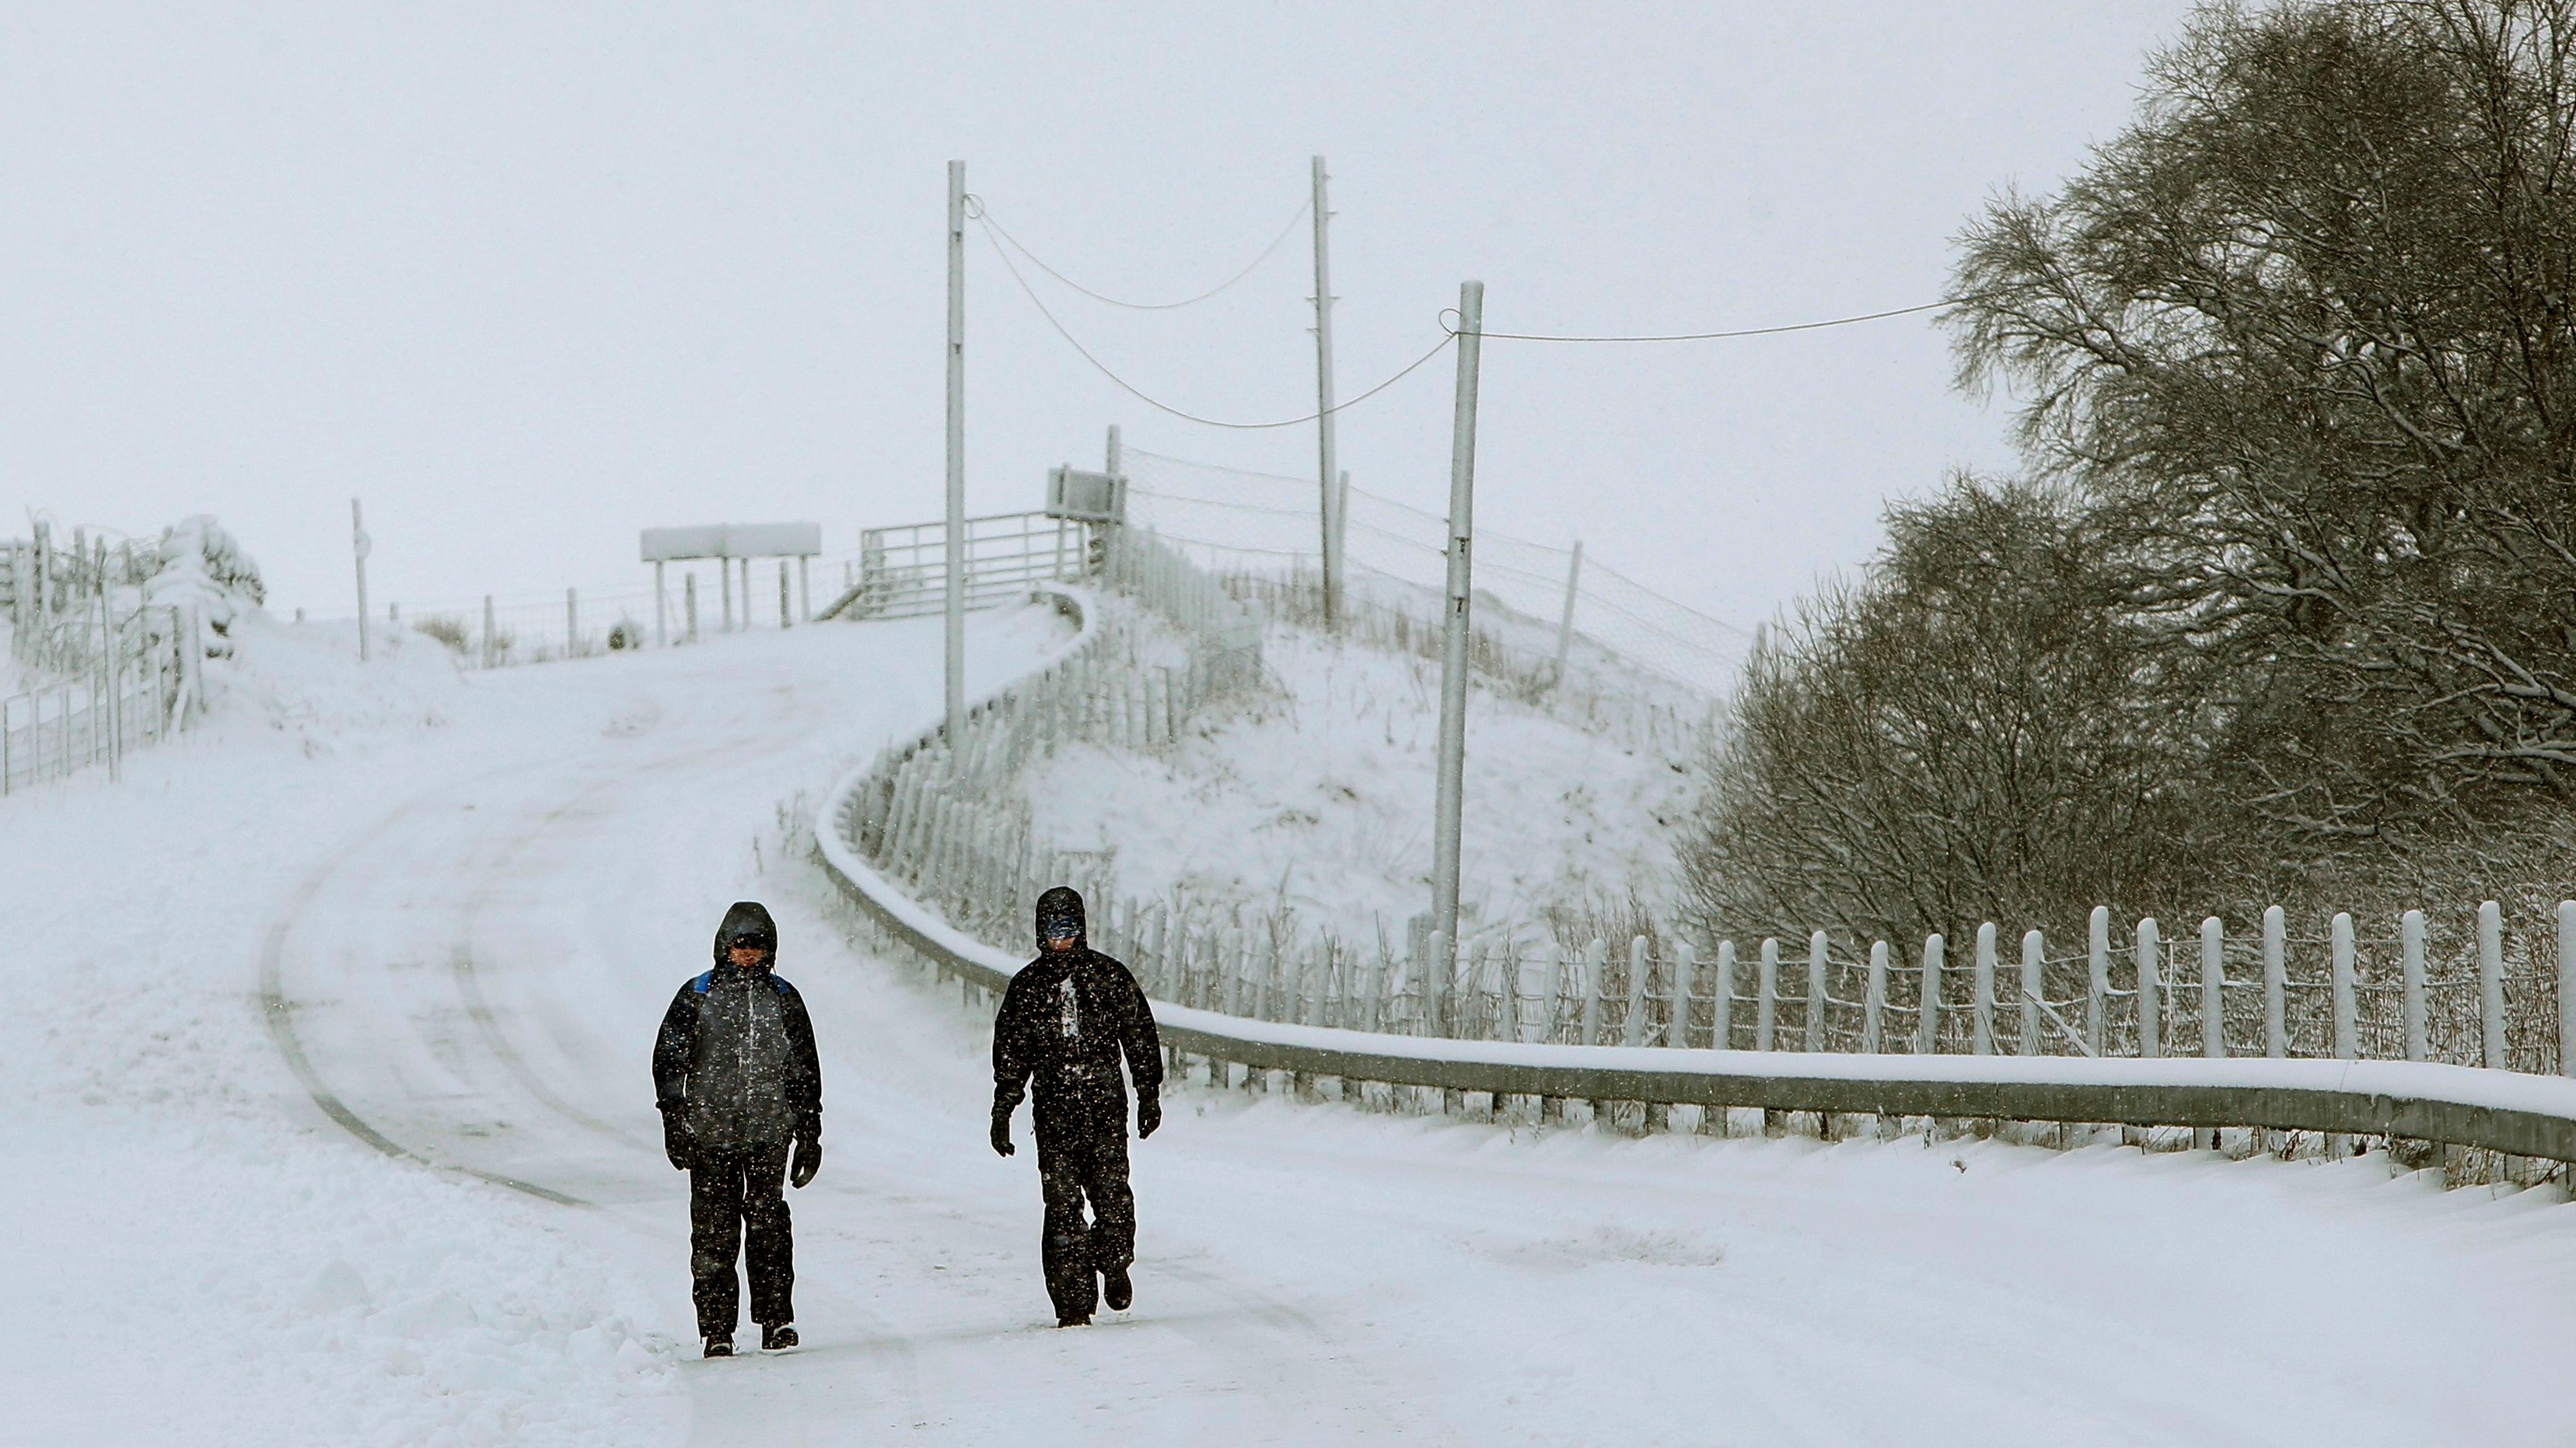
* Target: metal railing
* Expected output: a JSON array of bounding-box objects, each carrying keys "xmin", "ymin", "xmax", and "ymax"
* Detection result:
[{"xmin": 820, "ymin": 512, "xmax": 1090, "ymax": 622}]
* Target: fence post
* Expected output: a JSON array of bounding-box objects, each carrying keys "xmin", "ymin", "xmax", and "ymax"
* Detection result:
[
  {"xmin": 1864, "ymin": 940, "xmax": 1887, "ymax": 1053},
  {"xmin": 1972, "ymin": 922, "xmax": 1997, "ymax": 1056},
  {"xmin": 1670, "ymin": 943, "xmax": 1697, "ymax": 1048},
  {"xmin": 2137, "ymin": 918, "xmax": 2162, "ymax": 1058},
  {"xmin": 2263, "ymin": 905, "xmax": 2288, "ymax": 1058},
  {"xmin": 2331, "ymin": 912, "xmax": 2358, "ymax": 1062},
  {"xmin": 2401, "ymin": 908, "xmax": 2427, "ymax": 1063},
  {"xmin": 1917, "ymin": 933, "xmax": 1943, "ymax": 1055},
  {"xmin": 2087, "ymin": 907, "xmax": 2109, "ymax": 1058},
  {"xmin": 2558, "ymin": 901, "xmax": 2576, "ymax": 1079},
  {"xmin": 1581, "ymin": 939, "xmax": 1606, "ymax": 1045},
  {"xmin": 1711, "ymin": 941, "xmax": 1736, "ymax": 1051},
  {"xmin": 2478, "ymin": 900, "xmax": 2506, "ymax": 1071},
  {"xmin": 567, "ymin": 587, "xmax": 578, "ymax": 656},
  {"xmin": 2019, "ymin": 929, "xmax": 2043, "ymax": 1057},
  {"xmin": 1540, "ymin": 943, "xmax": 1564, "ymax": 1043},
  {"xmin": 1806, "ymin": 931, "xmax": 1830, "ymax": 1053},
  {"xmin": 1756, "ymin": 938, "xmax": 1779, "ymax": 1051},
  {"xmin": 481, "ymin": 595, "xmax": 496, "ymax": 669},
  {"xmin": 1623, "ymin": 936, "xmax": 1651, "ymax": 1047},
  {"xmin": 2200, "ymin": 917, "xmax": 2226, "ymax": 1060}
]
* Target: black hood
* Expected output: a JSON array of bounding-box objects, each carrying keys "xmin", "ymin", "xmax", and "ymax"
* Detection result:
[
  {"xmin": 714, "ymin": 900, "xmax": 779, "ymax": 965},
  {"xmin": 1034, "ymin": 887, "xmax": 1086, "ymax": 950}
]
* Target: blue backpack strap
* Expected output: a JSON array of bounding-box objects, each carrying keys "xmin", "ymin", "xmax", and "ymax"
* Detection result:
[
  {"xmin": 771, "ymin": 974, "xmax": 795, "ymax": 996},
  {"xmin": 690, "ymin": 971, "xmax": 715, "ymax": 994}
]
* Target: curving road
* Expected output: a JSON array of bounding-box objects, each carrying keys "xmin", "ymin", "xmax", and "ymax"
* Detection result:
[{"xmin": 257, "ymin": 607, "xmax": 2576, "ymax": 1446}]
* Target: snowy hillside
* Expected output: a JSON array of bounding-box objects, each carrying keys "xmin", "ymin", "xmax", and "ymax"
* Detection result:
[{"xmin": 1022, "ymin": 616, "xmax": 1697, "ymax": 952}]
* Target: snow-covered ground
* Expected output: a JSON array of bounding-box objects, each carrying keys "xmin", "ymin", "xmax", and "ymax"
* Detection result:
[
  {"xmin": 5, "ymin": 594, "xmax": 2573, "ymax": 1445},
  {"xmin": 1024, "ymin": 619, "xmax": 1695, "ymax": 950}
]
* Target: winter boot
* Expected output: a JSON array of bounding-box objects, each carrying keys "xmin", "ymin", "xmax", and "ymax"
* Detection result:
[
  {"xmin": 1055, "ymin": 1312, "xmax": 1092, "ymax": 1328},
  {"xmin": 703, "ymin": 1335, "xmax": 735, "ymax": 1359},
  {"xmin": 760, "ymin": 1324, "xmax": 799, "ymax": 1352},
  {"xmin": 1102, "ymin": 1264, "xmax": 1133, "ymax": 1313}
]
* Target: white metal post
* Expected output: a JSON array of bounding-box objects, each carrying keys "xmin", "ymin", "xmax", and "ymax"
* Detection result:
[
  {"xmin": 2478, "ymin": 900, "xmax": 2506, "ymax": 1070},
  {"xmin": 1864, "ymin": 939, "xmax": 1888, "ymax": 1053},
  {"xmin": 2401, "ymin": 908, "xmax": 2427, "ymax": 1062},
  {"xmin": 1756, "ymin": 938, "xmax": 1779, "ymax": 1051},
  {"xmin": 351, "ymin": 498, "xmax": 371, "ymax": 663},
  {"xmin": 2331, "ymin": 912, "xmax": 2358, "ymax": 1061},
  {"xmin": 2557, "ymin": 900, "xmax": 2576, "ymax": 1079},
  {"xmin": 655, "ymin": 561, "xmax": 668, "ymax": 647},
  {"xmin": 1671, "ymin": 943, "xmax": 1697, "ymax": 1048},
  {"xmin": 1309, "ymin": 156, "xmax": 1342, "ymax": 626},
  {"xmin": 1806, "ymin": 931, "xmax": 1830, "ymax": 1053},
  {"xmin": 1973, "ymin": 922, "xmax": 1997, "ymax": 1055},
  {"xmin": 482, "ymin": 595, "xmax": 496, "ymax": 669},
  {"xmin": 1711, "ymin": 940, "xmax": 1736, "ymax": 1051},
  {"xmin": 1918, "ymin": 932, "xmax": 1943, "ymax": 1055},
  {"xmin": 778, "ymin": 561, "xmax": 790, "ymax": 630},
  {"xmin": 685, "ymin": 572, "xmax": 699, "ymax": 642},
  {"xmin": 721, "ymin": 553, "xmax": 734, "ymax": 632},
  {"xmin": 567, "ymin": 588, "xmax": 578, "ymax": 656},
  {"xmin": 1581, "ymin": 938, "xmax": 1606, "ymax": 1046},
  {"xmin": 2137, "ymin": 918, "xmax": 2162, "ymax": 1058},
  {"xmin": 2200, "ymin": 917, "xmax": 2226, "ymax": 1058},
  {"xmin": 1427, "ymin": 281, "xmax": 1484, "ymax": 984},
  {"xmin": 2263, "ymin": 904, "xmax": 2288, "ymax": 1058},
  {"xmin": 945, "ymin": 159, "xmax": 968, "ymax": 742},
  {"xmin": 2086, "ymin": 906, "xmax": 2110, "ymax": 1056},
  {"xmin": 2020, "ymin": 929, "xmax": 2044, "ymax": 1056},
  {"xmin": 798, "ymin": 555, "xmax": 810, "ymax": 622},
  {"xmin": 1623, "ymin": 936, "xmax": 1650, "ymax": 1047},
  {"xmin": 1555, "ymin": 540, "xmax": 1584, "ymax": 684}
]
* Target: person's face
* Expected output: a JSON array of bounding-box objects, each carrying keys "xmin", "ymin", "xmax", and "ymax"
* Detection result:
[
  {"xmin": 728, "ymin": 943, "xmax": 770, "ymax": 971},
  {"xmin": 1043, "ymin": 928, "xmax": 1078, "ymax": 954}
]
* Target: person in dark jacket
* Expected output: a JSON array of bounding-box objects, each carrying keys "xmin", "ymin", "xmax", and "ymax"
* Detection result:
[
  {"xmin": 653, "ymin": 901, "xmax": 823, "ymax": 1358},
  {"xmin": 991, "ymin": 886, "xmax": 1164, "ymax": 1327}
]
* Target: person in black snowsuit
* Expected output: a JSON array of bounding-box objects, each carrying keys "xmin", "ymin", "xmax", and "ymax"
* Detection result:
[
  {"xmin": 653, "ymin": 901, "xmax": 823, "ymax": 1358},
  {"xmin": 991, "ymin": 886, "xmax": 1164, "ymax": 1327}
]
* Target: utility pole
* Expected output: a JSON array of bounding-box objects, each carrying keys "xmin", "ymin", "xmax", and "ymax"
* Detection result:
[
  {"xmin": 1309, "ymin": 156, "xmax": 1342, "ymax": 626},
  {"xmin": 945, "ymin": 158, "xmax": 968, "ymax": 740},
  {"xmin": 1428, "ymin": 280, "xmax": 1484, "ymax": 1009},
  {"xmin": 351, "ymin": 499, "xmax": 372, "ymax": 663}
]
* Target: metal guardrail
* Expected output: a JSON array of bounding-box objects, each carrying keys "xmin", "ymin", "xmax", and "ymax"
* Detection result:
[{"xmin": 811, "ymin": 587, "xmax": 2576, "ymax": 1169}]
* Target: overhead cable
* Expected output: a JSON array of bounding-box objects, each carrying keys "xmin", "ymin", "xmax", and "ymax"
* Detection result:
[
  {"xmin": 965, "ymin": 194, "xmax": 1309, "ymax": 311},
  {"xmin": 1442, "ymin": 299, "xmax": 1950, "ymax": 344},
  {"xmin": 972, "ymin": 214, "xmax": 1456, "ymax": 431}
]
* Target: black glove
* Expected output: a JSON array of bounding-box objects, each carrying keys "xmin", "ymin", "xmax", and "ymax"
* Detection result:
[
  {"xmin": 657, "ymin": 1102, "xmax": 694, "ymax": 1172},
  {"xmin": 1136, "ymin": 1093, "xmax": 1161, "ymax": 1140},
  {"xmin": 990, "ymin": 1106, "xmax": 1015, "ymax": 1157},
  {"xmin": 789, "ymin": 1135, "xmax": 822, "ymax": 1189}
]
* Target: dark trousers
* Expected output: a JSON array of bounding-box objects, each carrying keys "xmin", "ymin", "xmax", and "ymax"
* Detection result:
[
  {"xmin": 1036, "ymin": 1127, "xmax": 1134, "ymax": 1320},
  {"xmin": 690, "ymin": 1143, "xmax": 794, "ymax": 1338}
]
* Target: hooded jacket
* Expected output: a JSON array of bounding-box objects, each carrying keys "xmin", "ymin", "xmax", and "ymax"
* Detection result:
[
  {"xmin": 992, "ymin": 888, "xmax": 1163, "ymax": 1141},
  {"xmin": 654, "ymin": 901, "xmax": 823, "ymax": 1151}
]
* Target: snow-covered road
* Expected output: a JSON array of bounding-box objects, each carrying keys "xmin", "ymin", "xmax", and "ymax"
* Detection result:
[{"xmin": 12, "ymin": 604, "xmax": 2573, "ymax": 1445}]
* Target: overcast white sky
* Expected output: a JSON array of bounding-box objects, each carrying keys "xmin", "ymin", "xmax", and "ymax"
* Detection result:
[{"xmin": 0, "ymin": 2, "xmax": 2193, "ymax": 628}]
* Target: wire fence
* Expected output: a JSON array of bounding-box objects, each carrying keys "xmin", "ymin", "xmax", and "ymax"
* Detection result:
[
  {"xmin": 1121, "ymin": 448, "xmax": 1751, "ymax": 698},
  {"xmin": 4, "ymin": 529, "xmax": 195, "ymax": 792}
]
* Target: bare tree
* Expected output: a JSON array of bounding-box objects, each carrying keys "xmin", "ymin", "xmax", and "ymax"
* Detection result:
[
  {"xmin": 1950, "ymin": 0, "xmax": 2576, "ymax": 862},
  {"xmin": 1681, "ymin": 477, "xmax": 2207, "ymax": 948}
]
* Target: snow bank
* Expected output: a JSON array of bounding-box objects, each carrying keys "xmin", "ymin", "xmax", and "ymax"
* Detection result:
[
  {"xmin": 1022, "ymin": 620, "xmax": 1693, "ymax": 949},
  {"xmin": 0, "ymin": 589, "xmax": 679, "ymax": 1446}
]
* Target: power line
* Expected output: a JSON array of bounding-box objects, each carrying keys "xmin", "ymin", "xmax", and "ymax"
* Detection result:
[
  {"xmin": 965, "ymin": 194, "xmax": 1309, "ymax": 311},
  {"xmin": 1442, "ymin": 299, "xmax": 1951, "ymax": 344},
  {"xmin": 971, "ymin": 213, "xmax": 1456, "ymax": 431}
]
